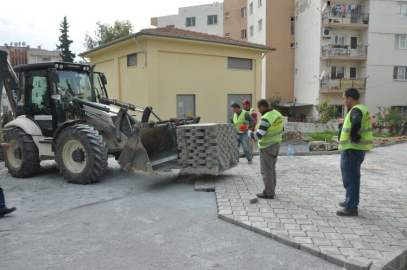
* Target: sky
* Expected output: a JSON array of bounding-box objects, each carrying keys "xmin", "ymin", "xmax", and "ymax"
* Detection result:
[{"xmin": 0, "ymin": 0, "xmax": 219, "ymax": 58}]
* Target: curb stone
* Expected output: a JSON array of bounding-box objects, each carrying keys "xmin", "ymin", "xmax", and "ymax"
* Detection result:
[{"xmin": 369, "ymin": 248, "xmax": 407, "ymax": 270}]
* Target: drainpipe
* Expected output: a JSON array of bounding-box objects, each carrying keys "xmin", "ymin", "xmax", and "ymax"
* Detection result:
[{"xmin": 134, "ymin": 37, "xmax": 147, "ymax": 69}]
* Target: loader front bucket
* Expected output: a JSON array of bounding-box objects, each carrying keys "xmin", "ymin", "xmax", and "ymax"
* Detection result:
[{"xmin": 118, "ymin": 122, "xmax": 179, "ymax": 175}]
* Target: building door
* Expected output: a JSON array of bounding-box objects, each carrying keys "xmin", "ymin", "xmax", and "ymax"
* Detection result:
[
  {"xmin": 350, "ymin": 37, "xmax": 358, "ymax": 49},
  {"xmin": 350, "ymin": 67, "xmax": 357, "ymax": 79},
  {"xmin": 227, "ymin": 94, "xmax": 252, "ymax": 123},
  {"xmin": 177, "ymin": 95, "xmax": 195, "ymax": 118}
]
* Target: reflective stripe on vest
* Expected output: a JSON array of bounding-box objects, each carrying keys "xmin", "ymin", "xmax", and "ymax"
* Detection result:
[
  {"xmin": 258, "ymin": 110, "xmax": 284, "ymax": 149},
  {"xmin": 233, "ymin": 110, "xmax": 248, "ymax": 134},
  {"xmin": 339, "ymin": 104, "xmax": 373, "ymax": 151}
]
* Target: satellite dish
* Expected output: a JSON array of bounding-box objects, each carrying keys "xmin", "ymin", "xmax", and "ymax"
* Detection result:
[
  {"xmin": 22, "ymin": 42, "xmax": 26, "ymax": 46},
  {"xmin": 320, "ymin": 70, "xmax": 326, "ymax": 80},
  {"xmin": 14, "ymin": 42, "xmax": 18, "ymax": 46},
  {"xmin": 18, "ymin": 42, "xmax": 21, "ymax": 46}
]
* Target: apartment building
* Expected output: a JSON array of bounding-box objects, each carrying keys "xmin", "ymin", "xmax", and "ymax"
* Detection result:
[
  {"xmin": 223, "ymin": 0, "xmax": 248, "ymax": 40},
  {"xmin": 294, "ymin": 0, "xmax": 407, "ymax": 118},
  {"xmin": 244, "ymin": 0, "xmax": 295, "ymax": 105},
  {"xmin": 151, "ymin": 3, "xmax": 224, "ymax": 36}
]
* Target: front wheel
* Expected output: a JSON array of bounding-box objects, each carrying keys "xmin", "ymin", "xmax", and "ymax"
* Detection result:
[
  {"xmin": 4, "ymin": 128, "xmax": 40, "ymax": 178},
  {"xmin": 55, "ymin": 124, "xmax": 108, "ymax": 184}
]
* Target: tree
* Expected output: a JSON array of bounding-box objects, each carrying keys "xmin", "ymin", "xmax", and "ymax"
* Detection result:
[
  {"xmin": 268, "ymin": 93, "xmax": 284, "ymax": 109},
  {"xmin": 315, "ymin": 100, "xmax": 336, "ymax": 124},
  {"xmin": 85, "ymin": 20, "xmax": 134, "ymax": 51},
  {"xmin": 376, "ymin": 106, "xmax": 407, "ymax": 135},
  {"xmin": 56, "ymin": 16, "xmax": 76, "ymax": 62}
]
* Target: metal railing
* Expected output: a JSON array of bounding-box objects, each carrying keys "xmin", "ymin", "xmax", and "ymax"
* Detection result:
[
  {"xmin": 322, "ymin": 12, "xmax": 369, "ymax": 25},
  {"xmin": 321, "ymin": 45, "xmax": 368, "ymax": 58},
  {"xmin": 320, "ymin": 78, "xmax": 367, "ymax": 91}
]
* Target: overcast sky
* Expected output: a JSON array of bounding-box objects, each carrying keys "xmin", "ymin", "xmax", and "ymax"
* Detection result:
[{"xmin": 0, "ymin": 0, "xmax": 219, "ymax": 58}]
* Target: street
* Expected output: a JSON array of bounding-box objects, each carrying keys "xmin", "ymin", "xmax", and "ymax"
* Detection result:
[{"xmin": 0, "ymin": 160, "xmax": 340, "ymax": 270}]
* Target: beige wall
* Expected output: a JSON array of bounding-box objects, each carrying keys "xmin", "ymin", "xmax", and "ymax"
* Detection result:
[
  {"xmin": 223, "ymin": 0, "xmax": 248, "ymax": 40},
  {"xmin": 85, "ymin": 36, "xmax": 265, "ymax": 124},
  {"xmin": 265, "ymin": 1, "xmax": 295, "ymax": 103}
]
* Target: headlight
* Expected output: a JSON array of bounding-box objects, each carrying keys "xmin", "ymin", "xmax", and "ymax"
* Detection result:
[
  {"xmin": 54, "ymin": 64, "xmax": 59, "ymax": 68},
  {"xmin": 59, "ymin": 64, "xmax": 64, "ymax": 69}
]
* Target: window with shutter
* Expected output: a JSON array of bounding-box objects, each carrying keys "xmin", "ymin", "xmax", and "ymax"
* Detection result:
[{"xmin": 228, "ymin": 58, "xmax": 253, "ymax": 70}]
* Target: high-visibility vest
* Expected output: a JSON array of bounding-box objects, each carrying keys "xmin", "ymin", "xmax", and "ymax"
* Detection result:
[
  {"xmin": 233, "ymin": 110, "xmax": 249, "ymax": 134},
  {"xmin": 339, "ymin": 104, "xmax": 373, "ymax": 151},
  {"xmin": 258, "ymin": 110, "xmax": 284, "ymax": 149}
]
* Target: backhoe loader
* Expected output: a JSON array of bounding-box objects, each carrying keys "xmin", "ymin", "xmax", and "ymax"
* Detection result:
[{"xmin": 0, "ymin": 50, "xmax": 199, "ymax": 184}]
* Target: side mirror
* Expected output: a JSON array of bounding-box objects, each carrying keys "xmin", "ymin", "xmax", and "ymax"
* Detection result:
[
  {"xmin": 51, "ymin": 94, "xmax": 61, "ymax": 101},
  {"xmin": 50, "ymin": 69, "xmax": 60, "ymax": 84},
  {"xmin": 100, "ymin": 74, "xmax": 107, "ymax": 85}
]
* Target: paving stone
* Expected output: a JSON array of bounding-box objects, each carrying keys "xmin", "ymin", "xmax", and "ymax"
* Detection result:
[
  {"xmin": 313, "ymin": 238, "xmax": 333, "ymax": 246},
  {"xmin": 339, "ymin": 248, "xmax": 362, "ymax": 257},
  {"xmin": 359, "ymin": 250, "xmax": 383, "ymax": 259},
  {"xmin": 319, "ymin": 245, "xmax": 341, "ymax": 255},
  {"xmin": 344, "ymin": 257, "xmax": 373, "ymax": 270},
  {"xmin": 353, "ymin": 229, "xmax": 374, "ymax": 236},
  {"xmin": 331, "ymin": 240, "xmax": 352, "ymax": 248},
  {"xmin": 351, "ymin": 241, "xmax": 373, "ymax": 250},
  {"xmin": 306, "ymin": 232, "xmax": 325, "ymax": 239},
  {"xmin": 369, "ymin": 243, "xmax": 394, "ymax": 252},
  {"xmin": 325, "ymin": 233, "xmax": 345, "ymax": 240},
  {"xmin": 361, "ymin": 236, "xmax": 384, "ymax": 244},
  {"xmin": 267, "ymin": 223, "xmax": 285, "ymax": 229},
  {"xmin": 318, "ymin": 226, "xmax": 337, "ymax": 233},
  {"xmin": 249, "ymin": 217, "xmax": 265, "ymax": 222},
  {"xmin": 293, "ymin": 237, "xmax": 313, "ymax": 244},
  {"xmin": 271, "ymin": 229, "xmax": 289, "ymax": 236},
  {"xmin": 343, "ymin": 234, "xmax": 363, "ymax": 242},
  {"xmin": 280, "ymin": 219, "xmax": 296, "ymax": 224},
  {"xmin": 301, "ymin": 225, "xmax": 319, "ymax": 232},
  {"xmin": 289, "ymin": 230, "xmax": 307, "ymax": 237}
]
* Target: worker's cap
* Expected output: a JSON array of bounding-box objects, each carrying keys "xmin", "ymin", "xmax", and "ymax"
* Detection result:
[
  {"xmin": 231, "ymin": 103, "xmax": 241, "ymax": 108},
  {"xmin": 241, "ymin": 100, "xmax": 251, "ymax": 105}
]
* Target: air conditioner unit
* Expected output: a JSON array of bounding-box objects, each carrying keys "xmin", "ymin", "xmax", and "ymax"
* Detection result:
[{"xmin": 322, "ymin": 28, "xmax": 332, "ymax": 38}]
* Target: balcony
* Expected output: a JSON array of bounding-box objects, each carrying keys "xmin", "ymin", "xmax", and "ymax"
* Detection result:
[
  {"xmin": 322, "ymin": 12, "xmax": 369, "ymax": 29},
  {"xmin": 321, "ymin": 45, "xmax": 368, "ymax": 60},
  {"xmin": 320, "ymin": 78, "xmax": 366, "ymax": 93}
]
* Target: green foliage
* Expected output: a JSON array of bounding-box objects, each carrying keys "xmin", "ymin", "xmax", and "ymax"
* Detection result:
[
  {"xmin": 85, "ymin": 20, "xmax": 134, "ymax": 51},
  {"xmin": 56, "ymin": 16, "xmax": 76, "ymax": 62},
  {"xmin": 315, "ymin": 100, "xmax": 336, "ymax": 124},
  {"xmin": 306, "ymin": 131, "xmax": 337, "ymax": 142},
  {"xmin": 376, "ymin": 106, "xmax": 407, "ymax": 135}
]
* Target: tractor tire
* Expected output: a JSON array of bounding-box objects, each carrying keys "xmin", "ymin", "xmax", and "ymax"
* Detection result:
[
  {"xmin": 55, "ymin": 124, "xmax": 108, "ymax": 185},
  {"xmin": 4, "ymin": 128, "xmax": 40, "ymax": 178}
]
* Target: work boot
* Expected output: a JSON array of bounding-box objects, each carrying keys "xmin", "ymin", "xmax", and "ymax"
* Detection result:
[
  {"xmin": 336, "ymin": 208, "xmax": 358, "ymax": 217},
  {"xmin": 339, "ymin": 202, "xmax": 346, "ymax": 208},
  {"xmin": 256, "ymin": 191, "xmax": 275, "ymax": 200},
  {"xmin": 0, "ymin": 207, "xmax": 16, "ymax": 218},
  {"xmin": 248, "ymin": 160, "xmax": 253, "ymax": 164}
]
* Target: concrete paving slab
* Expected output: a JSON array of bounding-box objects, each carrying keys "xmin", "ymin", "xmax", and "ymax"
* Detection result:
[{"xmin": 209, "ymin": 143, "xmax": 407, "ymax": 270}]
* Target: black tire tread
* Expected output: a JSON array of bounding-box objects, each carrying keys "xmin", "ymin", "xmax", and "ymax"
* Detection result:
[
  {"xmin": 4, "ymin": 128, "xmax": 40, "ymax": 178},
  {"xmin": 55, "ymin": 124, "xmax": 108, "ymax": 185}
]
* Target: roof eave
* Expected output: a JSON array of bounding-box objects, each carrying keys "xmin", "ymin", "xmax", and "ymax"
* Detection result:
[{"xmin": 80, "ymin": 32, "xmax": 276, "ymax": 57}]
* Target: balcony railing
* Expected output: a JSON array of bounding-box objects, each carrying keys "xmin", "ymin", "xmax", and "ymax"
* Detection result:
[
  {"xmin": 321, "ymin": 45, "xmax": 368, "ymax": 58},
  {"xmin": 321, "ymin": 78, "xmax": 367, "ymax": 91},
  {"xmin": 322, "ymin": 12, "xmax": 369, "ymax": 26}
]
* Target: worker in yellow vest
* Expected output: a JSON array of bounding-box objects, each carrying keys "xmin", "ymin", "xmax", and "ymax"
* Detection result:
[
  {"xmin": 231, "ymin": 103, "xmax": 255, "ymax": 164},
  {"xmin": 337, "ymin": 88, "xmax": 373, "ymax": 217},
  {"xmin": 242, "ymin": 100, "xmax": 258, "ymax": 157},
  {"xmin": 240, "ymin": 99, "xmax": 283, "ymax": 199}
]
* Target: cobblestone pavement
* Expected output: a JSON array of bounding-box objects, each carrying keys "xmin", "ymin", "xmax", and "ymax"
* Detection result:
[{"xmin": 197, "ymin": 143, "xmax": 407, "ymax": 269}]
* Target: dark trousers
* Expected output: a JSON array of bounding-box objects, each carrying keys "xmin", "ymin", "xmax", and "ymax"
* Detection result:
[
  {"xmin": 260, "ymin": 144, "xmax": 280, "ymax": 196},
  {"xmin": 0, "ymin": 185, "xmax": 6, "ymax": 211},
  {"xmin": 341, "ymin": 149, "xmax": 365, "ymax": 211}
]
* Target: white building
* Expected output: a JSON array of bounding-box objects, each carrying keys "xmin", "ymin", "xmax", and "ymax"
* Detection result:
[
  {"xmin": 294, "ymin": 0, "xmax": 407, "ymax": 119},
  {"xmin": 28, "ymin": 46, "xmax": 62, "ymax": 63},
  {"xmin": 151, "ymin": 3, "xmax": 224, "ymax": 36}
]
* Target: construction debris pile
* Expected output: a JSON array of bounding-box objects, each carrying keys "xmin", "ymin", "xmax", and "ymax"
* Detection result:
[{"xmin": 177, "ymin": 124, "xmax": 238, "ymax": 175}]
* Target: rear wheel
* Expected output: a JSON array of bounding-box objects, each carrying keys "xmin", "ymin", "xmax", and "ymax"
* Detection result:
[
  {"xmin": 55, "ymin": 124, "xmax": 108, "ymax": 184},
  {"xmin": 4, "ymin": 128, "xmax": 40, "ymax": 178}
]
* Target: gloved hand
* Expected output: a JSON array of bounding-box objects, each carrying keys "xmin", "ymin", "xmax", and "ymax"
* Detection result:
[{"xmin": 239, "ymin": 124, "xmax": 248, "ymax": 133}]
